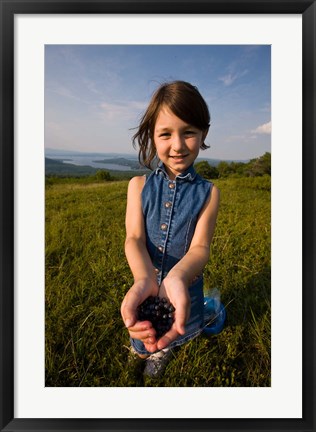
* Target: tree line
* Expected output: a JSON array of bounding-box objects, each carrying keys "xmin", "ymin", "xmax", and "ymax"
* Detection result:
[{"xmin": 194, "ymin": 152, "xmax": 271, "ymax": 180}]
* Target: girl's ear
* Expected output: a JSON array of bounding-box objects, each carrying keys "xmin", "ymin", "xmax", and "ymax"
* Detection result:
[{"xmin": 201, "ymin": 128, "xmax": 209, "ymax": 146}]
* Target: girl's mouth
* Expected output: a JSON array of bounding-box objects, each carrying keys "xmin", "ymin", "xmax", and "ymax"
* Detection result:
[{"xmin": 170, "ymin": 154, "xmax": 189, "ymax": 160}]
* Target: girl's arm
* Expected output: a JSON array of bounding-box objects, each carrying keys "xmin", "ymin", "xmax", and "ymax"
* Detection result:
[
  {"xmin": 167, "ymin": 184, "xmax": 220, "ymax": 283},
  {"xmin": 157, "ymin": 184, "xmax": 220, "ymax": 350},
  {"xmin": 121, "ymin": 176, "xmax": 160, "ymax": 352},
  {"xmin": 124, "ymin": 176, "xmax": 156, "ymax": 284}
]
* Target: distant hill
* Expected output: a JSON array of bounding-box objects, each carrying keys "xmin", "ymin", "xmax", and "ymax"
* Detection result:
[
  {"xmin": 45, "ymin": 158, "xmax": 98, "ymax": 176},
  {"xmin": 45, "ymin": 157, "xmax": 149, "ymax": 178},
  {"xmin": 92, "ymin": 157, "xmax": 143, "ymax": 170},
  {"xmin": 45, "ymin": 148, "xmax": 250, "ymax": 177},
  {"xmin": 45, "ymin": 148, "xmax": 249, "ymax": 166}
]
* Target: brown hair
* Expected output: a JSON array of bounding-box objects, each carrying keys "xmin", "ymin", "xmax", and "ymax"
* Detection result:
[{"xmin": 133, "ymin": 81, "xmax": 210, "ymax": 169}]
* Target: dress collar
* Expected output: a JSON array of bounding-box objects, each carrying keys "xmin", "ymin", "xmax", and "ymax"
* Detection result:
[{"xmin": 155, "ymin": 162, "xmax": 197, "ymax": 182}]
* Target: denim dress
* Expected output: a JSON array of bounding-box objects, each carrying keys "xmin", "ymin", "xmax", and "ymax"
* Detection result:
[{"xmin": 131, "ymin": 163, "xmax": 213, "ymax": 355}]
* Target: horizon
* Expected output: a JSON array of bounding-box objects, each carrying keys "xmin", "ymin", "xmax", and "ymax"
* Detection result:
[
  {"xmin": 45, "ymin": 146, "xmax": 265, "ymax": 163},
  {"xmin": 45, "ymin": 45, "xmax": 271, "ymax": 161}
]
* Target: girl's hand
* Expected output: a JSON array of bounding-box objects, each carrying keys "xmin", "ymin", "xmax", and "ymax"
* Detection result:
[
  {"xmin": 120, "ymin": 278, "xmax": 160, "ymax": 352},
  {"xmin": 156, "ymin": 275, "xmax": 191, "ymax": 350}
]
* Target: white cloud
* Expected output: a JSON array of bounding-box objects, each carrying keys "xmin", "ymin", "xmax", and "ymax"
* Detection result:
[
  {"xmin": 218, "ymin": 73, "xmax": 235, "ymax": 86},
  {"xmin": 218, "ymin": 69, "xmax": 248, "ymax": 86},
  {"xmin": 252, "ymin": 121, "xmax": 271, "ymax": 135}
]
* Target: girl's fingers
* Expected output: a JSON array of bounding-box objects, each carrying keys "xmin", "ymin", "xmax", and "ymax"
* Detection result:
[
  {"xmin": 127, "ymin": 320, "xmax": 153, "ymax": 332},
  {"xmin": 121, "ymin": 291, "xmax": 142, "ymax": 328},
  {"xmin": 144, "ymin": 342, "xmax": 159, "ymax": 353},
  {"xmin": 174, "ymin": 305, "xmax": 190, "ymax": 335},
  {"xmin": 127, "ymin": 319, "xmax": 157, "ymax": 345},
  {"xmin": 156, "ymin": 327, "xmax": 179, "ymax": 351},
  {"xmin": 128, "ymin": 327, "xmax": 156, "ymax": 342}
]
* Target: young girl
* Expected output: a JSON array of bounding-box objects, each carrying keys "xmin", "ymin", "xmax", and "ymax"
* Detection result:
[{"xmin": 120, "ymin": 81, "xmax": 220, "ymax": 378}]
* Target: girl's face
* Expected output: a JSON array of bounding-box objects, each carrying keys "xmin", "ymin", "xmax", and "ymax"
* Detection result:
[{"xmin": 153, "ymin": 106, "xmax": 207, "ymax": 180}]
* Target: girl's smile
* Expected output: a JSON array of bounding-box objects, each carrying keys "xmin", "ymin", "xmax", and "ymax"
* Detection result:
[
  {"xmin": 169, "ymin": 155, "xmax": 190, "ymax": 166},
  {"xmin": 154, "ymin": 106, "xmax": 208, "ymax": 179}
]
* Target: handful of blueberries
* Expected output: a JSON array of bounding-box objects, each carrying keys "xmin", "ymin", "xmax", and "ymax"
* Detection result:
[{"xmin": 137, "ymin": 296, "xmax": 176, "ymax": 338}]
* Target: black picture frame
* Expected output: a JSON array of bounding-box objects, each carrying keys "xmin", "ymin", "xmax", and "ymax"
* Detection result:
[{"xmin": 0, "ymin": 1, "xmax": 315, "ymax": 431}]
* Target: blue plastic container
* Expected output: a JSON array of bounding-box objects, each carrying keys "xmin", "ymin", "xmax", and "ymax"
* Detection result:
[{"xmin": 202, "ymin": 296, "xmax": 226, "ymax": 336}]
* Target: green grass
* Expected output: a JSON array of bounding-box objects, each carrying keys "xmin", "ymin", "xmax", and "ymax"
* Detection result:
[{"xmin": 45, "ymin": 176, "xmax": 271, "ymax": 387}]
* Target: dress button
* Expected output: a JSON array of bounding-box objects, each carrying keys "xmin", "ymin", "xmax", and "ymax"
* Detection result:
[
  {"xmin": 154, "ymin": 267, "xmax": 160, "ymax": 273},
  {"xmin": 168, "ymin": 182, "xmax": 175, "ymax": 189},
  {"xmin": 158, "ymin": 245, "xmax": 164, "ymax": 252},
  {"xmin": 164, "ymin": 201, "xmax": 172, "ymax": 208},
  {"xmin": 160, "ymin": 223, "xmax": 168, "ymax": 231}
]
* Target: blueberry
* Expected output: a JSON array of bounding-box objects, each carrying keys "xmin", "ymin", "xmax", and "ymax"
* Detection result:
[{"xmin": 136, "ymin": 295, "xmax": 175, "ymax": 337}]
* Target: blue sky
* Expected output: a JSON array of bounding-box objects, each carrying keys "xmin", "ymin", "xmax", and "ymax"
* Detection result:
[{"xmin": 45, "ymin": 45, "xmax": 271, "ymax": 161}]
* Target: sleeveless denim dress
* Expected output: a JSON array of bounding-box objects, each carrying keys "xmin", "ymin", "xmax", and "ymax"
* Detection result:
[{"xmin": 131, "ymin": 163, "xmax": 213, "ymax": 355}]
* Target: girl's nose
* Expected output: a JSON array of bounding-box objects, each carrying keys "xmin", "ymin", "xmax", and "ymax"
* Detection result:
[{"xmin": 172, "ymin": 134, "xmax": 185, "ymax": 152}]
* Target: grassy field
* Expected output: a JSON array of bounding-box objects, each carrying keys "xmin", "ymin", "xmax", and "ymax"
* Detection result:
[{"xmin": 45, "ymin": 175, "xmax": 271, "ymax": 387}]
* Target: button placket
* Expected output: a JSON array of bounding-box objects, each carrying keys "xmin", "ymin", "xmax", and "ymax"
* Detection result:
[{"xmin": 157, "ymin": 180, "xmax": 177, "ymax": 280}]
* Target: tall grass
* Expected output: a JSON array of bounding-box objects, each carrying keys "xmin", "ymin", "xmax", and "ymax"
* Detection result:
[{"xmin": 45, "ymin": 176, "xmax": 271, "ymax": 387}]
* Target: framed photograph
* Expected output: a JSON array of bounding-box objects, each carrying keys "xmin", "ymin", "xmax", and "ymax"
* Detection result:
[{"xmin": 0, "ymin": 0, "xmax": 315, "ymax": 431}]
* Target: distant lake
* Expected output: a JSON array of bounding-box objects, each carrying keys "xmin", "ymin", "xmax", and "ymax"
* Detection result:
[{"xmin": 47, "ymin": 155, "xmax": 133, "ymax": 171}]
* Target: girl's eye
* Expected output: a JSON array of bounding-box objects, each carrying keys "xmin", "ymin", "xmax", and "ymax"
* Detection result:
[
  {"xmin": 185, "ymin": 130, "xmax": 196, "ymax": 136},
  {"xmin": 159, "ymin": 133, "xmax": 170, "ymax": 137}
]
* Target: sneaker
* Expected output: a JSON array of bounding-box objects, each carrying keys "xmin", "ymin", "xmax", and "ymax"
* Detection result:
[{"xmin": 143, "ymin": 348, "xmax": 173, "ymax": 378}]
